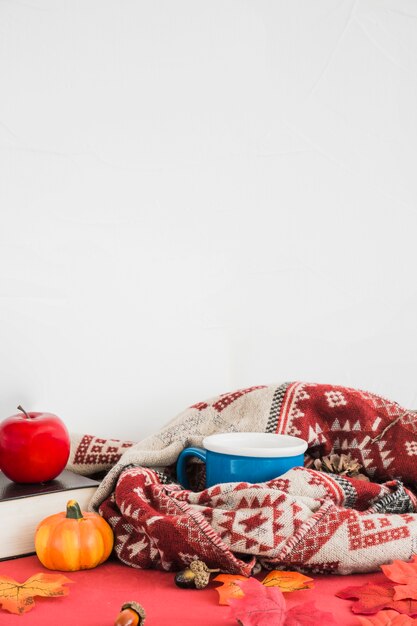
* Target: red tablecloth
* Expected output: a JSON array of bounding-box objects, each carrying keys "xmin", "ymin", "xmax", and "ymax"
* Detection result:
[{"xmin": 0, "ymin": 555, "xmax": 386, "ymax": 625}]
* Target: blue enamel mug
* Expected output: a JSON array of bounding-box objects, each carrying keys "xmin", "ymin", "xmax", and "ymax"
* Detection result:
[{"xmin": 176, "ymin": 432, "xmax": 308, "ymax": 489}]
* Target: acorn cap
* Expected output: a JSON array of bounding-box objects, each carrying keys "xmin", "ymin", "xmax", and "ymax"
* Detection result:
[
  {"xmin": 120, "ymin": 601, "xmax": 146, "ymax": 624},
  {"xmin": 189, "ymin": 560, "xmax": 217, "ymax": 588},
  {"xmin": 194, "ymin": 571, "xmax": 211, "ymax": 589},
  {"xmin": 189, "ymin": 560, "xmax": 209, "ymax": 574}
]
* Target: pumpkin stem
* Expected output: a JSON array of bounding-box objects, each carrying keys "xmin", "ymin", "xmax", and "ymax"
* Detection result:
[
  {"xmin": 66, "ymin": 499, "xmax": 84, "ymax": 519},
  {"xmin": 17, "ymin": 405, "xmax": 31, "ymax": 420}
]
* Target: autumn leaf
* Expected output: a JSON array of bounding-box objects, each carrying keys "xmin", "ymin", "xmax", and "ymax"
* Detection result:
[
  {"xmin": 262, "ymin": 571, "xmax": 314, "ymax": 592},
  {"xmin": 356, "ymin": 609, "xmax": 417, "ymax": 625},
  {"xmin": 394, "ymin": 586, "xmax": 417, "ymax": 602},
  {"xmin": 382, "ymin": 557, "xmax": 417, "ymax": 586},
  {"xmin": 213, "ymin": 574, "xmax": 248, "ymax": 605},
  {"xmin": 380, "ymin": 557, "xmax": 417, "ymax": 602},
  {"xmin": 0, "ymin": 572, "xmax": 72, "ymax": 615},
  {"xmin": 226, "ymin": 580, "xmax": 337, "ymax": 626},
  {"xmin": 228, "ymin": 577, "xmax": 287, "ymax": 626},
  {"xmin": 337, "ymin": 582, "xmax": 396, "ymax": 614},
  {"xmin": 284, "ymin": 601, "xmax": 338, "ymax": 625},
  {"xmin": 336, "ymin": 582, "xmax": 417, "ymax": 615},
  {"xmin": 214, "ymin": 570, "xmax": 314, "ymax": 605}
]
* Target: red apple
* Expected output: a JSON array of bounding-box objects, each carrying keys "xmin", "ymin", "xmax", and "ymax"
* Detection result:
[{"xmin": 0, "ymin": 406, "xmax": 70, "ymax": 483}]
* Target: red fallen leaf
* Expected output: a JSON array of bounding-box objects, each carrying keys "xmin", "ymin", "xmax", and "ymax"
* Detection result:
[
  {"xmin": 382, "ymin": 557, "xmax": 417, "ymax": 586},
  {"xmin": 336, "ymin": 582, "xmax": 417, "ymax": 615},
  {"xmin": 0, "ymin": 572, "xmax": 72, "ymax": 615},
  {"xmin": 228, "ymin": 577, "xmax": 287, "ymax": 625},
  {"xmin": 356, "ymin": 609, "xmax": 417, "ymax": 625},
  {"xmin": 227, "ymin": 580, "xmax": 338, "ymax": 626},
  {"xmin": 284, "ymin": 601, "xmax": 338, "ymax": 625},
  {"xmin": 379, "ymin": 557, "xmax": 417, "ymax": 602},
  {"xmin": 337, "ymin": 582, "xmax": 396, "ymax": 614}
]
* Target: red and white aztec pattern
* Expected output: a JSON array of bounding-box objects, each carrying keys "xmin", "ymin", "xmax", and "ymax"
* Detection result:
[
  {"xmin": 68, "ymin": 433, "xmax": 134, "ymax": 475},
  {"xmin": 99, "ymin": 465, "xmax": 417, "ymax": 575},
  {"xmin": 70, "ymin": 382, "xmax": 417, "ymax": 574},
  {"xmin": 274, "ymin": 382, "xmax": 417, "ymax": 485}
]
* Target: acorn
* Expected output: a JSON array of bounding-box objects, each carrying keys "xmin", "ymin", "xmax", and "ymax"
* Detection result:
[
  {"xmin": 114, "ymin": 601, "xmax": 146, "ymax": 625},
  {"xmin": 174, "ymin": 560, "xmax": 220, "ymax": 589}
]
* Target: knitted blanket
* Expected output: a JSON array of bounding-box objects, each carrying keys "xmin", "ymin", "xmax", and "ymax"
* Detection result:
[{"xmin": 67, "ymin": 382, "xmax": 417, "ymax": 575}]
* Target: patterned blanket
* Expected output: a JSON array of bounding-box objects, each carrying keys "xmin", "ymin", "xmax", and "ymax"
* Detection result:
[{"xmin": 67, "ymin": 382, "xmax": 417, "ymax": 575}]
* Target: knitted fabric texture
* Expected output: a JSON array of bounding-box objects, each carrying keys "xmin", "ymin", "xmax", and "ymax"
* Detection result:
[{"xmin": 67, "ymin": 382, "xmax": 417, "ymax": 575}]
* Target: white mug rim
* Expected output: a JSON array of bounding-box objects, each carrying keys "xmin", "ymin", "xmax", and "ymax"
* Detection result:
[{"xmin": 202, "ymin": 432, "xmax": 308, "ymax": 458}]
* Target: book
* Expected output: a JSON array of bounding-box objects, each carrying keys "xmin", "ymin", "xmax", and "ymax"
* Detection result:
[{"xmin": 0, "ymin": 469, "xmax": 100, "ymax": 560}]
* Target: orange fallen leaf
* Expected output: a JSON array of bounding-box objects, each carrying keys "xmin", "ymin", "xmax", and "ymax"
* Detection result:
[
  {"xmin": 381, "ymin": 557, "xmax": 417, "ymax": 602},
  {"xmin": 213, "ymin": 574, "xmax": 248, "ymax": 605},
  {"xmin": 395, "ymin": 585, "xmax": 417, "ymax": 602},
  {"xmin": 382, "ymin": 557, "xmax": 417, "ymax": 586},
  {"xmin": 262, "ymin": 570, "xmax": 314, "ymax": 592},
  {"xmin": 356, "ymin": 609, "xmax": 417, "ymax": 625},
  {"xmin": 0, "ymin": 572, "xmax": 72, "ymax": 614},
  {"xmin": 214, "ymin": 570, "xmax": 315, "ymax": 605}
]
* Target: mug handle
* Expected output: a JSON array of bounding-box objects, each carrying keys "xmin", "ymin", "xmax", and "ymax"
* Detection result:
[{"xmin": 176, "ymin": 447, "xmax": 206, "ymax": 489}]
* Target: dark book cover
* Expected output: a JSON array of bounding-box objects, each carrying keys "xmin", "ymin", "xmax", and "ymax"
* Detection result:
[{"xmin": 0, "ymin": 469, "xmax": 99, "ymax": 502}]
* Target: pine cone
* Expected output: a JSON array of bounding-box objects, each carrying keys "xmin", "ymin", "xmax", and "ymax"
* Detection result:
[{"xmin": 313, "ymin": 453, "xmax": 369, "ymax": 481}]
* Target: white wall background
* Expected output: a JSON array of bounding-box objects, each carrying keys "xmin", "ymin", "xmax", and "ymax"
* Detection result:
[{"xmin": 1, "ymin": 0, "xmax": 417, "ymax": 440}]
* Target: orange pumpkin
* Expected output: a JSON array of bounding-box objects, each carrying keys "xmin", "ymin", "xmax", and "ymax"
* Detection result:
[{"xmin": 35, "ymin": 499, "xmax": 114, "ymax": 571}]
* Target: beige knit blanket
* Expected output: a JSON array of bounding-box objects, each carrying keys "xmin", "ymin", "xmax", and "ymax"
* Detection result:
[{"xmin": 66, "ymin": 382, "xmax": 417, "ymax": 574}]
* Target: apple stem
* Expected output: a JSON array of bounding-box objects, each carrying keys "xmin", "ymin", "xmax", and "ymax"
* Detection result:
[{"xmin": 17, "ymin": 405, "xmax": 31, "ymax": 420}]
